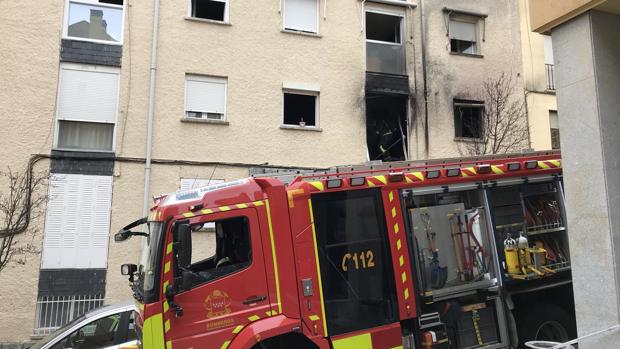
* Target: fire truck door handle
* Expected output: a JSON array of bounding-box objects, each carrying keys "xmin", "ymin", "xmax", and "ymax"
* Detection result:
[{"xmin": 243, "ymin": 295, "xmax": 267, "ymax": 305}]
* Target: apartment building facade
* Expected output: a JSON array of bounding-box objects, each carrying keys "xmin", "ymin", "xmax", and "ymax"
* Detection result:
[
  {"xmin": 519, "ymin": 0, "xmax": 559, "ymax": 151},
  {"xmin": 0, "ymin": 0, "xmax": 524, "ymax": 342}
]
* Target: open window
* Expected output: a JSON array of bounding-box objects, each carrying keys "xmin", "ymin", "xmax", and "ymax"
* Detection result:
[
  {"xmin": 366, "ymin": 95, "xmax": 407, "ymax": 161},
  {"xmin": 365, "ymin": 10, "xmax": 405, "ymax": 75},
  {"xmin": 184, "ymin": 217, "xmax": 252, "ymax": 289},
  {"xmin": 454, "ymin": 99, "xmax": 484, "ymax": 139},
  {"xmin": 449, "ymin": 18, "xmax": 478, "ymax": 54},
  {"xmin": 283, "ymin": 90, "xmax": 319, "ymax": 127},
  {"xmin": 190, "ymin": 0, "xmax": 228, "ymax": 22}
]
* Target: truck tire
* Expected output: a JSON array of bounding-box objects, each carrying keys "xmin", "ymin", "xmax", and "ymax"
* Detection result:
[{"xmin": 516, "ymin": 303, "xmax": 576, "ymax": 348}]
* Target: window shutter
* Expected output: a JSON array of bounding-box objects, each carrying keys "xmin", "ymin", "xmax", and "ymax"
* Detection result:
[
  {"xmin": 41, "ymin": 174, "xmax": 113, "ymax": 269},
  {"xmin": 549, "ymin": 110, "xmax": 559, "ymax": 129},
  {"xmin": 450, "ymin": 20, "xmax": 476, "ymax": 42},
  {"xmin": 185, "ymin": 78, "xmax": 226, "ymax": 114},
  {"xmin": 57, "ymin": 66, "xmax": 120, "ymax": 123},
  {"xmin": 284, "ymin": 0, "xmax": 318, "ymax": 33}
]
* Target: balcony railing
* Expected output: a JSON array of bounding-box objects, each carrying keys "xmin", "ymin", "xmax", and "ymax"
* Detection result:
[
  {"xmin": 34, "ymin": 294, "xmax": 104, "ymax": 335},
  {"xmin": 367, "ymin": 41, "xmax": 406, "ymax": 76},
  {"xmin": 545, "ymin": 64, "xmax": 556, "ymax": 90}
]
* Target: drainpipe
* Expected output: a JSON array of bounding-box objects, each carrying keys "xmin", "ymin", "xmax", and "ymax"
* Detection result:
[
  {"xmin": 143, "ymin": 0, "xmax": 161, "ymax": 216},
  {"xmin": 420, "ymin": 0, "xmax": 430, "ymax": 158}
]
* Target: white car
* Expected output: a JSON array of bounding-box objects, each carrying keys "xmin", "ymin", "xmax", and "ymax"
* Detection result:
[{"xmin": 30, "ymin": 302, "xmax": 137, "ymax": 349}]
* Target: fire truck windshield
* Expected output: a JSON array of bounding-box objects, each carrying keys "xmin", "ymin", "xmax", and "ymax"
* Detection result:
[{"xmin": 138, "ymin": 221, "xmax": 164, "ymax": 300}]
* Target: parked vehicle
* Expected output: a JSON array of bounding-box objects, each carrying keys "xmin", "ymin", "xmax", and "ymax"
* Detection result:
[
  {"xmin": 116, "ymin": 150, "xmax": 575, "ymax": 349},
  {"xmin": 30, "ymin": 302, "xmax": 137, "ymax": 349}
]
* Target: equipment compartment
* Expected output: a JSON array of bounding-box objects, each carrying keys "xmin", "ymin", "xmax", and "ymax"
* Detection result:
[
  {"xmin": 488, "ymin": 180, "xmax": 571, "ymax": 282},
  {"xmin": 405, "ymin": 189, "xmax": 498, "ymax": 298}
]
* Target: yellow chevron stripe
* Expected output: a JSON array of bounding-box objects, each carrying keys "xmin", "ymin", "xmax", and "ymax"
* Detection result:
[
  {"xmin": 538, "ymin": 161, "xmax": 550, "ymax": 169},
  {"xmin": 549, "ymin": 159, "xmax": 561, "ymax": 167},
  {"xmin": 412, "ymin": 172, "xmax": 424, "ymax": 181},
  {"xmin": 309, "ymin": 181, "xmax": 325, "ymax": 191},
  {"xmin": 374, "ymin": 175, "xmax": 387, "ymax": 184},
  {"xmin": 491, "ymin": 166, "xmax": 505, "ymax": 175}
]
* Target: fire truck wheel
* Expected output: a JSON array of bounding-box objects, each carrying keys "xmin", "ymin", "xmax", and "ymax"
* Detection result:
[{"xmin": 516, "ymin": 303, "xmax": 576, "ymax": 348}]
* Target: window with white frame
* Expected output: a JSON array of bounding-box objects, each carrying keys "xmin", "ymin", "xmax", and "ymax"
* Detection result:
[
  {"xmin": 283, "ymin": 0, "xmax": 319, "ymax": 33},
  {"xmin": 283, "ymin": 89, "xmax": 319, "ymax": 127},
  {"xmin": 190, "ymin": 0, "xmax": 229, "ymax": 22},
  {"xmin": 56, "ymin": 63, "xmax": 120, "ymax": 152},
  {"xmin": 64, "ymin": 0, "xmax": 125, "ymax": 44},
  {"xmin": 449, "ymin": 17, "xmax": 478, "ymax": 54},
  {"xmin": 185, "ymin": 75, "xmax": 227, "ymax": 121},
  {"xmin": 41, "ymin": 174, "xmax": 113, "ymax": 269}
]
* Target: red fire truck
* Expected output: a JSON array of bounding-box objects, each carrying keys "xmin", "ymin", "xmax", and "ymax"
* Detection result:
[{"xmin": 116, "ymin": 151, "xmax": 575, "ymax": 349}]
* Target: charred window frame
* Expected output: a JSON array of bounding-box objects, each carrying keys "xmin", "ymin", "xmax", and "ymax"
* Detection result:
[
  {"xmin": 282, "ymin": 89, "xmax": 319, "ymax": 128},
  {"xmin": 189, "ymin": 0, "xmax": 229, "ymax": 22},
  {"xmin": 454, "ymin": 99, "xmax": 484, "ymax": 139}
]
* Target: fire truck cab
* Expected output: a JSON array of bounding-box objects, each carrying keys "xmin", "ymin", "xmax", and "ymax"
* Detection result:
[{"xmin": 116, "ymin": 151, "xmax": 575, "ymax": 349}]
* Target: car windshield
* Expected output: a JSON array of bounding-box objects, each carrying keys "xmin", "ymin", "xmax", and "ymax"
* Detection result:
[
  {"xmin": 140, "ymin": 222, "xmax": 164, "ymax": 295},
  {"xmin": 29, "ymin": 314, "xmax": 88, "ymax": 349}
]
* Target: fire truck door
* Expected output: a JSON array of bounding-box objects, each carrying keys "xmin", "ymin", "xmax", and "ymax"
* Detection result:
[
  {"xmin": 310, "ymin": 189, "xmax": 404, "ymax": 349},
  {"xmin": 164, "ymin": 209, "xmax": 270, "ymax": 349}
]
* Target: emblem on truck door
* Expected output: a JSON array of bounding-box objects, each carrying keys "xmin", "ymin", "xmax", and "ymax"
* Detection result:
[{"xmin": 204, "ymin": 290, "xmax": 232, "ymax": 318}]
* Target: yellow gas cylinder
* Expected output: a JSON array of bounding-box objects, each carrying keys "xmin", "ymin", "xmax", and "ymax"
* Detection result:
[
  {"xmin": 503, "ymin": 236, "xmax": 520, "ymax": 275},
  {"xmin": 517, "ymin": 232, "xmax": 532, "ymax": 274}
]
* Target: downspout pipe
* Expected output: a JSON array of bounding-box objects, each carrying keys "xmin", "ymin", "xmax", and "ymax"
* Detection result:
[
  {"xmin": 143, "ymin": 0, "xmax": 161, "ymax": 216},
  {"xmin": 420, "ymin": 0, "xmax": 430, "ymax": 158}
]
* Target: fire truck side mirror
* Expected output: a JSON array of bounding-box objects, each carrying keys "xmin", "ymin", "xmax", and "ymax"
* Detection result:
[{"xmin": 174, "ymin": 222, "xmax": 192, "ymax": 269}]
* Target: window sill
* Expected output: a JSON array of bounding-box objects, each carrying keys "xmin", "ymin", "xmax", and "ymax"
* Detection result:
[
  {"xmin": 454, "ymin": 137, "xmax": 485, "ymax": 143},
  {"xmin": 366, "ymin": 0, "xmax": 417, "ymax": 8},
  {"xmin": 281, "ymin": 29, "xmax": 322, "ymax": 38},
  {"xmin": 450, "ymin": 52, "xmax": 484, "ymax": 59},
  {"xmin": 184, "ymin": 17, "xmax": 232, "ymax": 26},
  {"xmin": 181, "ymin": 117, "xmax": 230, "ymax": 125},
  {"xmin": 280, "ymin": 124, "xmax": 322, "ymax": 132}
]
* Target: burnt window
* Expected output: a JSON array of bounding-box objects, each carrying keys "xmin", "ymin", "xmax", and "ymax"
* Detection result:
[
  {"xmin": 454, "ymin": 100, "xmax": 484, "ymax": 139},
  {"xmin": 283, "ymin": 92, "xmax": 318, "ymax": 127},
  {"xmin": 366, "ymin": 12, "xmax": 402, "ymax": 43},
  {"xmin": 191, "ymin": 0, "xmax": 228, "ymax": 22},
  {"xmin": 449, "ymin": 17, "xmax": 478, "ymax": 54},
  {"xmin": 549, "ymin": 110, "xmax": 560, "ymax": 149}
]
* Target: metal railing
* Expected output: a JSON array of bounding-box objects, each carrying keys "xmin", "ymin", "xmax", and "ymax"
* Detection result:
[
  {"xmin": 366, "ymin": 41, "xmax": 406, "ymax": 76},
  {"xmin": 33, "ymin": 295, "xmax": 104, "ymax": 335},
  {"xmin": 545, "ymin": 64, "xmax": 556, "ymax": 90}
]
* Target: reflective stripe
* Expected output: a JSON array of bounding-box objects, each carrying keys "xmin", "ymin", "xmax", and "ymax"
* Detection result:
[
  {"xmin": 332, "ymin": 333, "xmax": 372, "ymax": 349},
  {"xmin": 182, "ymin": 212, "xmax": 195, "ymax": 218},
  {"xmin": 232, "ymin": 325, "xmax": 244, "ymax": 334},
  {"xmin": 142, "ymin": 313, "xmax": 165, "ymax": 349},
  {"xmin": 389, "ymin": 191, "xmax": 394, "ymax": 202},
  {"xmin": 374, "ymin": 175, "xmax": 387, "ymax": 184},
  {"xmin": 219, "ymin": 206, "xmax": 231, "ymax": 211},
  {"xmin": 399, "ymin": 256, "xmax": 404, "ymax": 267},
  {"xmin": 253, "ymin": 200, "xmax": 265, "ymax": 206},
  {"xmin": 163, "ymin": 300, "xmax": 169, "ymax": 313},
  {"xmin": 248, "ymin": 315, "xmax": 260, "ymax": 322},
  {"xmin": 391, "ymin": 207, "xmax": 396, "ymax": 218},
  {"xmin": 491, "ymin": 166, "xmax": 504, "ymax": 175},
  {"xmin": 236, "ymin": 203, "xmax": 248, "ymax": 209},
  {"xmin": 412, "ymin": 172, "xmax": 424, "ymax": 181},
  {"xmin": 550, "ymin": 159, "xmax": 561, "ymax": 167},
  {"xmin": 164, "ymin": 319, "xmax": 170, "ymax": 333},
  {"xmin": 265, "ymin": 200, "xmax": 282, "ymax": 314},
  {"xmin": 396, "ymin": 239, "xmax": 402, "ymax": 250},
  {"xmin": 394, "ymin": 223, "xmax": 399, "ymax": 234},
  {"xmin": 201, "ymin": 208, "xmax": 213, "ymax": 215},
  {"xmin": 220, "ymin": 341, "xmax": 230, "ymax": 349},
  {"xmin": 166, "ymin": 243, "xmax": 173, "ymax": 255},
  {"xmin": 308, "ymin": 199, "xmax": 328, "ymax": 336},
  {"xmin": 309, "ymin": 315, "xmax": 320, "ymax": 321},
  {"xmin": 166, "ymin": 340, "xmax": 172, "ymax": 349},
  {"xmin": 538, "ymin": 161, "xmax": 550, "ymax": 169},
  {"xmin": 309, "ymin": 181, "xmax": 325, "ymax": 191},
  {"xmin": 404, "ymin": 288, "xmax": 410, "ymax": 300},
  {"xmin": 164, "ymin": 261, "xmax": 171, "ymax": 274}
]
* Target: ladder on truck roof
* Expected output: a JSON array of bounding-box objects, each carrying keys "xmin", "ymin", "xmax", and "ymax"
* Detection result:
[{"xmin": 252, "ymin": 150, "xmax": 561, "ymax": 185}]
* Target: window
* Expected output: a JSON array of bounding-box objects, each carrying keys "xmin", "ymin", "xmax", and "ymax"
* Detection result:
[
  {"xmin": 283, "ymin": 91, "xmax": 318, "ymax": 127},
  {"xmin": 283, "ymin": 0, "xmax": 319, "ymax": 33},
  {"xmin": 449, "ymin": 17, "xmax": 478, "ymax": 54},
  {"xmin": 184, "ymin": 217, "xmax": 252, "ymax": 288},
  {"xmin": 51, "ymin": 313, "xmax": 121, "ymax": 349},
  {"xmin": 454, "ymin": 99, "xmax": 484, "ymax": 139},
  {"xmin": 185, "ymin": 75, "xmax": 227, "ymax": 121},
  {"xmin": 549, "ymin": 110, "xmax": 560, "ymax": 149},
  {"xmin": 365, "ymin": 11, "xmax": 405, "ymax": 75},
  {"xmin": 56, "ymin": 63, "xmax": 119, "ymax": 152},
  {"xmin": 190, "ymin": 0, "xmax": 229, "ymax": 22},
  {"xmin": 41, "ymin": 174, "xmax": 113, "ymax": 269},
  {"xmin": 64, "ymin": 0, "xmax": 124, "ymax": 44},
  {"xmin": 311, "ymin": 189, "xmax": 398, "ymax": 335}
]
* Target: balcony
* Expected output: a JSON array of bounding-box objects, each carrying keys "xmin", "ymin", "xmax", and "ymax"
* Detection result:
[
  {"xmin": 367, "ymin": 41, "xmax": 406, "ymax": 76},
  {"xmin": 545, "ymin": 64, "xmax": 556, "ymax": 90}
]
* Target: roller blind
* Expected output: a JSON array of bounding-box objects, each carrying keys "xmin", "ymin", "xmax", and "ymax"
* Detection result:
[
  {"xmin": 41, "ymin": 174, "xmax": 113, "ymax": 269},
  {"xmin": 544, "ymin": 35, "xmax": 554, "ymax": 65},
  {"xmin": 185, "ymin": 76, "xmax": 227, "ymax": 114},
  {"xmin": 450, "ymin": 20, "xmax": 476, "ymax": 42},
  {"xmin": 57, "ymin": 65, "xmax": 120, "ymax": 123},
  {"xmin": 284, "ymin": 0, "xmax": 318, "ymax": 33}
]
